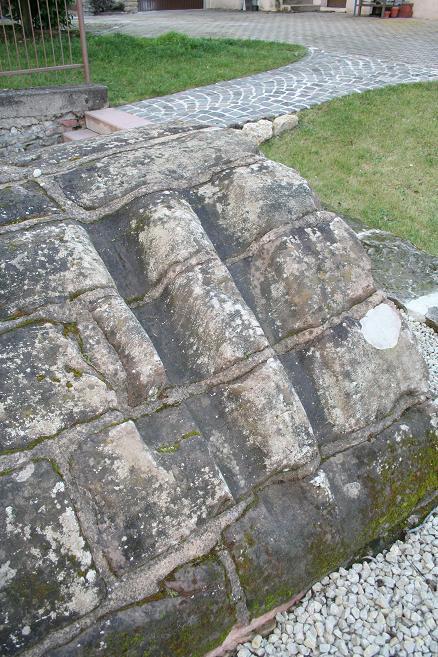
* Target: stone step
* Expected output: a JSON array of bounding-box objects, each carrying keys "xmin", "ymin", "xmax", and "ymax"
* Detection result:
[
  {"xmin": 63, "ymin": 128, "xmax": 98, "ymax": 143},
  {"xmin": 85, "ymin": 108, "xmax": 150, "ymax": 135},
  {"xmin": 283, "ymin": 2, "xmax": 320, "ymax": 9}
]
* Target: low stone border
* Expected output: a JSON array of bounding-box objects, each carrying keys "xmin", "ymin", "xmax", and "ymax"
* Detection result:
[{"xmin": 234, "ymin": 114, "xmax": 299, "ymax": 146}]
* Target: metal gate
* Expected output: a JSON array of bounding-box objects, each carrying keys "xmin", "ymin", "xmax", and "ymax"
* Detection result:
[
  {"xmin": 0, "ymin": 0, "xmax": 90, "ymax": 82},
  {"xmin": 138, "ymin": 0, "xmax": 202, "ymax": 10}
]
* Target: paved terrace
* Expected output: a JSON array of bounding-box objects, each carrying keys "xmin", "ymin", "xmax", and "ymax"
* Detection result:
[{"xmin": 85, "ymin": 11, "xmax": 438, "ymax": 126}]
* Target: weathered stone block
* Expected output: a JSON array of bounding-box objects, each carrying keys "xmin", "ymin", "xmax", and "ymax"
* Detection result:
[
  {"xmin": 187, "ymin": 357, "xmax": 317, "ymax": 498},
  {"xmin": 229, "ymin": 214, "xmax": 374, "ymax": 342},
  {"xmin": 272, "ymin": 113, "xmax": 299, "ymax": 136},
  {"xmin": 133, "ymin": 192, "xmax": 216, "ymax": 287},
  {"xmin": 136, "ymin": 258, "xmax": 268, "ymax": 384},
  {"xmin": 0, "ymin": 460, "xmax": 104, "ymax": 655},
  {"xmin": 91, "ymin": 295, "xmax": 166, "ymax": 406},
  {"xmin": 47, "ymin": 555, "xmax": 235, "ymax": 657},
  {"xmin": 0, "ymin": 183, "xmax": 59, "ymax": 225},
  {"xmin": 192, "ymin": 159, "xmax": 319, "ymax": 258},
  {"xmin": 0, "ymin": 222, "xmax": 114, "ymax": 320},
  {"xmin": 56, "ymin": 127, "xmax": 258, "ymax": 210},
  {"xmin": 288, "ymin": 305, "xmax": 428, "ymax": 444},
  {"xmin": 241, "ymin": 119, "xmax": 273, "ymax": 145},
  {"xmin": 0, "ymin": 323, "xmax": 117, "ymax": 452},
  {"xmin": 0, "ymin": 125, "xmax": 435, "ymax": 657},
  {"xmin": 70, "ymin": 416, "xmax": 233, "ymax": 573},
  {"xmin": 224, "ymin": 405, "xmax": 437, "ymax": 617}
]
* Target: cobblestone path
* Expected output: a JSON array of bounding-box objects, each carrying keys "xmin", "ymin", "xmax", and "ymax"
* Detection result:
[{"xmin": 119, "ymin": 47, "xmax": 438, "ymax": 127}]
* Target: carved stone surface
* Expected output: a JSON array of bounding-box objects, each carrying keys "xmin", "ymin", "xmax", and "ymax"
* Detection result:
[{"xmin": 0, "ymin": 125, "xmax": 436, "ymax": 657}]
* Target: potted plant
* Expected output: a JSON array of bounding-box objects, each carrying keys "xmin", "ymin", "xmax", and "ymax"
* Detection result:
[
  {"xmin": 390, "ymin": 2, "xmax": 400, "ymax": 16},
  {"xmin": 399, "ymin": 0, "xmax": 413, "ymax": 17},
  {"xmin": 383, "ymin": 5, "xmax": 391, "ymax": 17}
]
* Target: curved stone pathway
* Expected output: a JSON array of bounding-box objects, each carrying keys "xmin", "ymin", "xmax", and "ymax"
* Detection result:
[{"xmin": 120, "ymin": 47, "xmax": 438, "ymax": 128}]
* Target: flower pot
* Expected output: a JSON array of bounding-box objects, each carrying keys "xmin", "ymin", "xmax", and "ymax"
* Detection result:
[
  {"xmin": 390, "ymin": 5, "xmax": 400, "ymax": 16},
  {"xmin": 383, "ymin": 9, "xmax": 391, "ymax": 16},
  {"xmin": 399, "ymin": 3, "xmax": 413, "ymax": 17}
]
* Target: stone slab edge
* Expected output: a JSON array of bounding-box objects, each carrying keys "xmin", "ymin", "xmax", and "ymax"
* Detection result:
[{"xmin": 0, "ymin": 84, "xmax": 108, "ymax": 121}]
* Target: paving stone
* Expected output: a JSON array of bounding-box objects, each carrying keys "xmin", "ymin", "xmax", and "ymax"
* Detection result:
[{"xmin": 115, "ymin": 44, "xmax": 438, "ymax": 128}]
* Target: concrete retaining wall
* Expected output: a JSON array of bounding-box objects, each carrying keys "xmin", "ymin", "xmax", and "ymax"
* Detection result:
[{"xmin": 0, "ymin": 83, "xmax": 107, "ymax": 159}]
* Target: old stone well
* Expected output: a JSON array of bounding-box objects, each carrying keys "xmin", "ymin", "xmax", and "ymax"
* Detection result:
[{"xmin": 0, "ymin": 124, "xmax": 436, "ymax": 657}]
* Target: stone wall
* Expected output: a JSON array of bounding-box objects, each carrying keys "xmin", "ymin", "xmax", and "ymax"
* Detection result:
[
  {"xmin": 0, "ymin": 84, "xmax": 107, "ymax": 159},
  {"xmin": 0, "ymin": 125, "xmax": 436, "ymax": 657}
]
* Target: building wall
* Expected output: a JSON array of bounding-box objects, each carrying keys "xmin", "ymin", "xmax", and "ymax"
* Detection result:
[
  {"xmin": 413, "ymin": 0, "xmax": 438, "ymax": 19},
  {"xmin": 344, "ymin": 0, "xmax": 438, "ymax": 17}
]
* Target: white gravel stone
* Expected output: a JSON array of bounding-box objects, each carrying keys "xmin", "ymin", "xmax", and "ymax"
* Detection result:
[{"xmin": 235, "ymin": 511, "xmax": 437, "ymax": 657}]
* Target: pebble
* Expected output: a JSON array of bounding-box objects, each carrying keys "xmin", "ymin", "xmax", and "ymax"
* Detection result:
[{"xmin": 234, "ymin": 511, "xmax": 437, "ymax": 657}]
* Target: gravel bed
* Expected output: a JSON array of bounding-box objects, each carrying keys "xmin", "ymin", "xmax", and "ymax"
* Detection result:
[
  {"xmin": 236, "ymin": 512, "xmax": 438, "ymax": 657},
  {"xmin": 403, "ymin": 312, "xmax": 438, "ymax": 400}
]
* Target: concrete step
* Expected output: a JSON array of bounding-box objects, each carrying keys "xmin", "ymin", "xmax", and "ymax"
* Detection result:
[
  {"xmin": 63, "ymin": 128, "xmax": 98, "ymax": 143},
  {"xmin": 85, "ymin": 108, "xmax": 150, "ymax": 135}
]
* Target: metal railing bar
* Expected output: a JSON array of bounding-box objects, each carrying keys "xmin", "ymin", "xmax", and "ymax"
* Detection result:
[
  {"xmin": 63, "ymin": 0, "xmax": 73, "ymax": 64},
  {"xmin": 16, "ymin": 0, "xmax": 32, "ymax": 70},
  {"xmin": 0, "ymin": 62, "xmax": 82, "ymax": 76},
  {"xmin": 76, "ymin": 0, "xmax": 90, "ymax": 83},
  {"xmin": 0, "ymin": 0, "xmax": 90, "ymax": 83},
  {"xmin": 53, "ymin": 0, "xmax": 65, "ymax": 66},
  {"xmin": 1, "ymin": 29, "xmax": 13, "ymax": 70},
  {"xmin": 44, "ymin": 0, "xmax": 57, "ymax": 66},
  {"xmin": 26, "ymin": 0, "xmax": 40, "ymax": 67},
  {"xmin": 6, "ymin": 0, "xmax": 23, "ymax": 68},
  {"xmin": 35, "ymin": 0, "xmax": 49, "ymax": 68}
]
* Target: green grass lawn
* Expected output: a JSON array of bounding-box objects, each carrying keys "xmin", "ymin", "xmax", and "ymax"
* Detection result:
[
  {"xmin": 262, "ymin": 82, "xmax": 438, "ymax": 256},
  {"xmin": 0, "ymin": 31, "xmax": 306, "ymax": 105}
]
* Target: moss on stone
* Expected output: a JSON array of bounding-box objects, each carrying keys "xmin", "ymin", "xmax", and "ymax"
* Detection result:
[
  {"xmin": 156, "ymin": 430, "xmax": 201, "ymax": 454},
  {"xmin": 360, "ymin": 431, "xmax": 438, "ymax": 544}
]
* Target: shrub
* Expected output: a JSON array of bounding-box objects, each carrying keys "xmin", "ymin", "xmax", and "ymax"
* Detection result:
[
  {"xmin": 0, "ymin": 0, "xmax": 72, "ymax": 33},
  {"xmin": 90, "ymin": 0, "xmax": 124, "ymax": 13}
]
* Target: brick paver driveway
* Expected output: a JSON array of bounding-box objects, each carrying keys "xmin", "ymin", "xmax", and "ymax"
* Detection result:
[{"xmin": 86, "ymin": 11, "xmax": 438, "ymax": 126}]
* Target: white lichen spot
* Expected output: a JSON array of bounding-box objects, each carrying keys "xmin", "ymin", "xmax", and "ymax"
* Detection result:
[
  {"xmin": 13, "ymin": 462, "xmax": 35, "ymax": 482},
  {"xmin": 21, "ymin": 626, "xmax": 31, "ymax": 636},
  {"xmin": 360, "ymin": 303, "xmax": 401, "ymax": 350},
  {"xmin": 43, "ymin": 507, "xmax": 91, "ymax": 569},
  {"xmin": 51, "ymin": 481, "xmax": 65, "ymax": 497},
  {"xmin": 309, "ymin": 470, "xmax": 334, "ymax": 502},
  {"xmin": 344, "ymin": 482, "xmax": 361, "ymax": 498},
  {"xmin": 0, "ymin": 561, "xmax": 17, "ymax": 590}
]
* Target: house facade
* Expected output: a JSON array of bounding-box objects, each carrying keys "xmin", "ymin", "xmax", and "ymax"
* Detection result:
[{"xmin": 105, "ymin": 0, "xmax": 437, "ymax": 19}]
